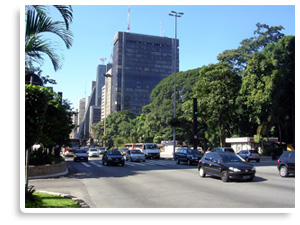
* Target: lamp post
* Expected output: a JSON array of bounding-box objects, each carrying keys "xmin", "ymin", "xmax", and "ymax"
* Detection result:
[{"xmin": 169, "ymin": 10, "xmax": 183, "ymax": 157}]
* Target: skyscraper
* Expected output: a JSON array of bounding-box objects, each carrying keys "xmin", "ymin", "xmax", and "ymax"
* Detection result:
[{"xmin": 111, "ymin": 32, "xmax": 179, "ymax": 115}]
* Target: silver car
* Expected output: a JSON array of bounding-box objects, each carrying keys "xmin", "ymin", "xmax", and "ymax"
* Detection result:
[
  {"xmin": 238, "ymin": 150, "xmax": 261, "ymax": 162},
  {"xmin": 126, "ymin": 150, "xmax": 146, "ymax": 162}
]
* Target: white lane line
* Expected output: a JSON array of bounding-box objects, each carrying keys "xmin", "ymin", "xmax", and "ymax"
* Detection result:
[{"xmin": 81, "ymin": 162, "xmax": 91, "ymax": 167}]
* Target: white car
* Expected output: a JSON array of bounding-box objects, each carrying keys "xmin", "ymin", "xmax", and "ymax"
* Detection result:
[
  {"xmin": 126, "ymin": 149, "xmax": 146, "ymax": 162},
  {"xmin": 88, "ymin": 148, "xmax": 100, "ymax": 157}
]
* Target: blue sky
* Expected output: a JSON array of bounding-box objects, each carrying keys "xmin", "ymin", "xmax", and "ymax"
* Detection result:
[{"xmin": 38, "ymin": 4, "xmax": 295, "ymax": 110}]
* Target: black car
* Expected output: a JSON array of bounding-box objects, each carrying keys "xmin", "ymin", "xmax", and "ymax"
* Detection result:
[
  {"xmin": 102, "ymin": 150, "xmax": 125, "ymax": 166},
  {"xmin": 198, "ymin": 152, "xmax": 256, "ymax": 182},
  {"xmin": 277, "ymin": 151, "xmax": 295, "ymax": 177},
  {"xmin": 174, "ymin": 148, "xmax": 203, "ymax": 165}
]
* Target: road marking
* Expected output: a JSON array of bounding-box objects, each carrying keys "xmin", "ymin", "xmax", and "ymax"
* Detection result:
[
  {"xmin": 90, "ymin": 161, "xmax": 103, "ymax": 168},
  {"xmin": 81, "ymin": 162, "xmax": 91, "ymax": 167}
]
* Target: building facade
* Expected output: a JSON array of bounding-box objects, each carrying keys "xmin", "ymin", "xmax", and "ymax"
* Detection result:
[{"xmin": 111, "ymin": 32, "xmax": 179, "ymax": 115}]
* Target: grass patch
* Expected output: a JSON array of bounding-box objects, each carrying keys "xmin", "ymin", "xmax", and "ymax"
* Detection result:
[{"xmin": 29, "ymin": 192, "xmax": 81, "ymax": 208}]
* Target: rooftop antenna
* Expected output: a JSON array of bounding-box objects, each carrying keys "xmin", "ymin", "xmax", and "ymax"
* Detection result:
[
  {"xmin": 127, "ymin": 5, "xmax": 130, "ymax": 32},
  {"xmin": 160, "ymin": 20, "xmax": 165, "ymax": 37},
  {"xmin": 100, "ymin": 57, "xmax": 106, "ymax": 65}
]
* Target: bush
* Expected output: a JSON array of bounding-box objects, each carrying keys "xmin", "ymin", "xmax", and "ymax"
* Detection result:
[
  {"xmin": 29, "ymin": 147, "xmax": 52, "ymax": 165},
  {"xmin": 25, "ymin": 186, "xmax": 42, "ymax": 208}
]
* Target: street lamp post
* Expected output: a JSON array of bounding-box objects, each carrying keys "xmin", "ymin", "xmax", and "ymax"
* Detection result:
[{"xmin": 169, "ymin": 10, "xmax": 183, "ymax": 157}]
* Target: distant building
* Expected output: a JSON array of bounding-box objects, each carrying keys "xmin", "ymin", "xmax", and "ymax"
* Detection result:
[
  {"xmin": 95, "ymin": 65, "xmax": 106, "ymax": 107},
  {"xmin": 111, "ymin": 32, "xmax": 179, "ymax": 115}
]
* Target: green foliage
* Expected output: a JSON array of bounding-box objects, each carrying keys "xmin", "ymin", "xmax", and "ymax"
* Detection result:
[
  {"xmin": 25, "ymin": 5, "xmax": 73, "ymax": 71},
  {"xmin": 25, "ymin": 84, "xmax": 73, "ymax": 151},
  {"xmin": 25, "ymin": 186, "xmax": 42, "ymax": 208}
]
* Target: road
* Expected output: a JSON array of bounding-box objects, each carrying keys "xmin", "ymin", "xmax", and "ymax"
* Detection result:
[{"xmin": 29, "ymin": 156, "xmax": 295, "ymax": 208}]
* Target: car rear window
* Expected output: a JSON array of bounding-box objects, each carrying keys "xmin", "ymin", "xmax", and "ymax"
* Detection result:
[
  {"xmin": 76, "ymin": 150, "xmax": 86, "ymax": 153},
  {"xmin": 108, "ymin": 150, "xmax": 121, "ymax": 155},
  {"xmin": 249, "ymin": 150, "xmax": 258, "ymax": 154}
]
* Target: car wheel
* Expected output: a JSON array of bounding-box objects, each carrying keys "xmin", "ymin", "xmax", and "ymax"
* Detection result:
[
  {"xmin": 280, "ymin": 166, "xmax": 288, "ymax": 177},
  {"xmin": 221, "ymin": 170, "xmax": 229, "ymax": 182},
  {"xmin": 176, "ymin": 158, "xmax": 180, "ymax": 164},
  {"xmin": 198, "ymin": 167, "xmax": 206, "ymax": 177}
]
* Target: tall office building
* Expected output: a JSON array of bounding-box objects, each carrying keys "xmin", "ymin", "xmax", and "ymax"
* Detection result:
[
  {"xmin": 95, "ymin": 65, "xmax": 106, "ymax": 107},
  {"xmin": 111, "ymin": 32, "xmax": 179, "ymax": 115}
]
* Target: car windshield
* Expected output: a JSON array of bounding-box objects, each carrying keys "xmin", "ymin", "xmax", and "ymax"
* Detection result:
[
  {"xmin": 108, "ymin": 150, "xmax": 121, "ymax": 155},
  {"xmin": 146, "ymin": 144, "xmax": 157, "ymax": 149},
  {"xmin": 90, "ymin": 149, "xmax": 97, "ymax": 152},
  {"xmin": 249, "ymin": 150, "xmax": 258, "ymax": 154},
  {"xmin": 76, "ymin": 150, "xmax": 86, "ymax": 153},
  {"xmin": 131, "ymin": 150, "xmax": 142, "ymax": 154},
  {"xmin": 187, "ymin": 149, "xmax": 200, "ymax": 154},
  {"xmin": 219, "ymin": 154, "xmax": 243, "ymax": 163}
]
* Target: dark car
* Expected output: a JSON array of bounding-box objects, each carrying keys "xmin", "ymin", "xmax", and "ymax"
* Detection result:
[
  {"xmin": 102, "ymin": 150, "xmax": 125, "ymax": 166},
  {"xmin": 198, "ymin": 152, "xmax": 256, "ymax": 182},
  {"xmin": 277, "ymin": 151, "xmax": 295, "ymax": 177},
  {"xmin": 74, "ymin": 149, "xmax": 88, "ymax": 162},
  {"xmin": 174, "ymin": 148, "xmax": 203, "ymax": 165},
  {"xmin": 211, "ymin": 147, "xmax": 235, "ymax": 153}
]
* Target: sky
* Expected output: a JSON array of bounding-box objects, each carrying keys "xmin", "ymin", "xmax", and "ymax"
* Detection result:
[{"xmin": 33, "ymin": 4, "xmax": 295, "ymax": 110}]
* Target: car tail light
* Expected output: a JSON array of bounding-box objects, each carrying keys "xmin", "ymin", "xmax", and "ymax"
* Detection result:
[
  {"xmin": 249, "ymin": 154, "xmax": 252, "ymax": 156},
  {"xmin": 198, "ymin": 159, "xmax": 201, "ymax": 163},
  {"xmin": 277, "ymin": 159, "xmax": 281, "ymax": 164}
]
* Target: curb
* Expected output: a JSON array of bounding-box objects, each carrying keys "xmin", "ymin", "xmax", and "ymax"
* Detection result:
[
  {"xmin": 29, "ymin": 168, "xmax": 69, "ymax": 180},
  {"xmin": 37, "ymin": 191, "xmax": 90, "ymax": 208}
]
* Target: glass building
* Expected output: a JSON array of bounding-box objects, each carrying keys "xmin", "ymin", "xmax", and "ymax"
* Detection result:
[{"xmin": 111, "ymin": 32, "xmax": 179, "ymax": 115}]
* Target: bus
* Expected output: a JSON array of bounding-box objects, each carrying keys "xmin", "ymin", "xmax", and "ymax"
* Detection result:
[{"xmin": 62, "ymin": 138, "xmax": 81, "ymax": 156}]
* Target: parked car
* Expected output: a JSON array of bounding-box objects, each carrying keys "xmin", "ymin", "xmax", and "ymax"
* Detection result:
[
  {"xmin": 238, "ymin": 150, "xmax": 261, "ymax": 162},
  {"xmin": 211, "ymin": 147, "xmax": 234, "ymax": 153},
  {"xmin": 74, "ymin": 149, "xmax": 89, "ymax": 162},
  {"xmin": 102, "ymin": 150, "xmax": 125, "ymax": 166},
  {"xmin": 198, "ymin": 152, "xmax": 256, "ymax": 182},
  {"xmin": 119, "ymin": 148, "xmax": 129, "ymax": 156},
  {"xmin": 97, "ymin": 147, "xmax": 106, "ymax": 154},
  {"xmin": 277, "ymin": 151, "xmax": 295, "ymax": 177},
  {"xmin": 174, "ymin": 148, "xmax": 203, "ymax": 165},
  {"xmin": 126, "ymin": 150, "xmax": 146, "ymax": 162},
  {"xmin": 88, "ymin": 148, "xmax": 100, "ymax": 157}
]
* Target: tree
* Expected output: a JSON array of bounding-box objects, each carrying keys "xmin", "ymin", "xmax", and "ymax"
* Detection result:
[
  {"xmin": 25, "ymin": 5, "xmax": 73, "ymax": 71},
  {"xmin": 217, "ymin": 23, "xmax": 284, "ymax": 74},
  {"xmin": 192, "ymin": 63, "xmax": 241, "ymax": 146}
]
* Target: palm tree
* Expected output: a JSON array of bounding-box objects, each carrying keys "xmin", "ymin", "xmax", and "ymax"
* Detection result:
[{"xmin": 25, "ymin": 5, "xmax": 73, "ymax": 72}]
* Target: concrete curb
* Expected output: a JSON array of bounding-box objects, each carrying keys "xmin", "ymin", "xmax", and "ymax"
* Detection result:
[
  {"xmin": 37, "ymin": 191, "xmax": 90, "ymax": 208},
  {"xmin": 29, "ymin": 168, "xmax": 69, "ymax": 179}
]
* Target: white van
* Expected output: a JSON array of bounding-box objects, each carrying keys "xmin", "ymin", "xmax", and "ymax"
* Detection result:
[{"xmin": 124, "ymin": 143, "xmax": 160, "ymax": 159}]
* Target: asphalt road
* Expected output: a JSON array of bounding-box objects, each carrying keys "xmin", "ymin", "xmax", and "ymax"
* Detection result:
[{"xmin": 30, "ymin": 157, "xmax": 295, "ymax": 209}]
